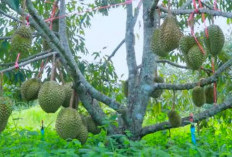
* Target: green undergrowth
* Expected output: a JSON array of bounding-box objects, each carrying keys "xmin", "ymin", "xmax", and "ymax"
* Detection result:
[{"xmin": 0, "ymin": 106, "xmax": 232, "ymax": 156}]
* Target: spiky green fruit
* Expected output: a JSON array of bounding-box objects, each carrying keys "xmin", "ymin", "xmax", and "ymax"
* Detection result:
[
  {"xmin": 15, "ymin": 26, "xmax": 32, "ymax": 39},
  {"xmin": 160, "ymin": 14, "xmax": 182, "ymax": 52},
  {"xmin": 86, "ymin": 116, "xmax": 100, "ymax": 135},
  {"xmin": 76, "ymin": 125, "xmax": 88, "ymax": 144},
  {"xmin": 38, "ymin": 81, "xmax": 65, "ymax": 113},
  {"xmin": 55, "ymin": 108, "xmax": 82, "ymax": 139},
  {"xmin": 179, "ymin": 36, "xmax": 196, "ymax": 55},
  {"xmin": 62, "ymin": 83, "xmax": 73, "ymax": 108},
  {"xmin": 187, "ymin": 45, "xmax": 206, "ymax": 70},
  {"xmin": 21, "ymin": 78, "xmax": 41, "ymax": 101},
  {"xmin": 192, "ymin": 86, "xmax": 205, "ymax": 107},
  {"xmin": 151, "ymin": 29, "xmax": 169, "ymax": 57},
  {"xmin": 11, "ymin": 34, "xmax": 31, "ymax": 54},
  {"xmin": 151, "ymin": 76, "xmax": 164, "ymax": 99},
  {"xmin": 0, "ymin": 97, "xmax": 13, "ymax": 133},
  {"xmin": 204, "ymin": 25, "xmax": 225, "ymax": 56},
  {"xmin": 168, "ymin": 110, "xmax": 182, "ymax": 127},
  {"xmin": 205, "ymin": 85, "xmax": 215, "ymax": 104}
]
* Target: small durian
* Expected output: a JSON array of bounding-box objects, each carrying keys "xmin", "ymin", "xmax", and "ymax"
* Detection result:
[
  {"xmin": 21, "ymin": 78, "xmax": 41, "ymax": 101},
  {"xmin": 205, "ymin": 85, "xmax": 215, "ymax": 104},
  {"xmin": 179, "ymin": 36, "xmax": 196, "ymax": 55},
  {"xmin": 0, "ymin": 97, "xmax": 13, "ymax": 133},
  {"xmin": 151, "ymin": 29, "xmax": 168, "ymax": 57},
  {"xmin": 151, "ymin": 76, "xmax": 164, "ymax": 99},
  {"xmin": 38, "ymin": 81, "xmax": 65, "ymax": 113},
  {"xmin": 160, "ymin": 14, "xmax": 183, "ymax": 52},
  {"xmin": 187, "ymin": 45, "xmax": 206, "ymax": 70},
  {"xmin": 55, "ymin": 108, "xmax": 82, "ymax": 139},
  {"xmin": 62, "ymin": 83, "xmax": 74, "ymax": 108},
  {"xmin": 11, "ymin": 34, "xmax": 31, "ymax": 54},
  {"xmin": 15, "ymin": 26, "xmax": 32, "ymax": 39},
  {"xmin": 204, "ymin": 25, "xmax": 225, "ymax": 56},
  {"xmin": 86, "ymin": 116, "xmax": 100, "ymax": 135},
  {"xmin": 168, "ymin": 110, "xmax": 182, "ymax": 127},
  {"xmin": 192, "ymin": 86, "xmax": 205, "ymax": 107}
]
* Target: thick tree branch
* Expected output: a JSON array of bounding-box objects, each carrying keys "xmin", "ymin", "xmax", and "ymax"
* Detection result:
[
  {"xmin": 0, "ymin": 51, "xmax": 52, "ymax": 67},
  {"xmin": 140, "ymin": 97, "xmax": 232, "ymax": 137},
  {"xmin": 0, "ymin": 52, "xmax": 57, "ymax": 73},
  {"xmin": 156, "ymin": 59, "xmax": 212, "ymax": 73},
  {"xmin": 26, "ymin": 0, "xmax": 124, "ymax": 112},
  {"xmin": 125, "ymin": 2, "xmax": 138, "ymax": 89},
  {"xmin": 158, "ymin": 6, "xmax": 232, "ymax": 18},
  {"xmin": 152, "ymin": 58, "xmax": 232, "ymax": 91}
]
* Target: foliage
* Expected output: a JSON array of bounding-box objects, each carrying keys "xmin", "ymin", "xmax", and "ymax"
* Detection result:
[{"xmin": 1, "ymin": 105, "xmax": 232, "ymax": 156}]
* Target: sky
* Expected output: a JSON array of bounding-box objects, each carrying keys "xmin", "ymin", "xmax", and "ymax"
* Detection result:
[{"xmin": 82, "ymin": 1, "xmax": 231, "ymax": 80}]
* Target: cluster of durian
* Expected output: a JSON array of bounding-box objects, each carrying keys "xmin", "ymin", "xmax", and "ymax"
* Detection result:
[
  {"xmin": 168, "ymin": 110, "xmax": 182, "ymax": 127},
  {"xmin": 192, "ymin": 85, "xmax": 215, "ymax": 107},
  {"xmin": 11, "ymin": 26, "xmax": 32, "ymax": 58},
  {"xmin": 123, "ymin": 76, "xmax": 164, "ymax": 99},
  {"xmin": 0, "ymin": 97, "xmax": 13, "ymax": 133},
  {"xmin": 151, "ymin": 14, "xmax": 182, "ymax": 57},
  {"xmin": 179, "ymin": 25, "xmax": 225, "ymax": 70},
  {"xmin": 55, "ymin": 108, "xmax": 89, "ymax": 144}
]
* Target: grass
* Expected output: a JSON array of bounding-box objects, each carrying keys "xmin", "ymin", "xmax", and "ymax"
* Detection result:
[{"xmin": 0, "ymin": 104, "xmax": 232, "ymax": 156}]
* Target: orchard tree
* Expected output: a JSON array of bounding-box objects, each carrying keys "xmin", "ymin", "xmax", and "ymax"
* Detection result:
[{"xmin": 1, "ymin": 0, "xmax": 232, "ymax": 141}]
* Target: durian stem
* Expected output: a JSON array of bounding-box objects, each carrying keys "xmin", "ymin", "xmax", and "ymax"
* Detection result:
[
  {"xmin": 22, "ymin": 0, "xmax": 27, "ymax": 25},
  {"xmin": 57, "ymin": 60, "xmax": 65, "ymax": 85},
  {"xmin": 168, "ymin": 0, "xmax": 171, "ymax": 14},
  {"xmin": 211, "ymin": 57, "xmax": 217, "ymax": 105},
  {"xmin": 172, "ymin": 90, "xmax": 176, "ymax": 111},
  {"xmin": 74, "ymin": 92, "xmax": 79, "ymax": 109},
  {"xmin": 50, "ymin": 54, "xmax": 56, "ymax": 81},
  {"xmin": 69, "ymin": 90, "xmax": 75, "ymax": 108},
  {"xmin": 37, "ymin": 58, "xmax": 49, "ymax": 79}
]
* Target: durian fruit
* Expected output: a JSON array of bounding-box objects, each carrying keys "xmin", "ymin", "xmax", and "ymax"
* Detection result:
[
  {"xmin": 160, "ymin": 14, "xmax": 183, "ymax": 52},
  {"xmin": 179, "ymin": 36, "xmax": 196, "ymax": 55},
  {"xmin": 76, "ymin": 125, "xmax": 88, "ymax": 144},
  {"xmin": 15, "ymin": 25, "xmax": 32, "ymax": 39},
  {"xmin": 55, "ymin": 108, "xmax": 83, "ymax": 139},
  {"xmin": 192, "ymin": 86, "xmax": 205, "ymax": 107},
  {"xmin": 62, "ymin": 83, "xmax": 73, "ymax": 108},
  {"xmin": 151, "ymin": 76, "xmax": 164, "ymax": 99},
  {"xmin": 38, "ymin": 81, "xmax": 65, "ymax": 113},
  {"xmin": 21, "ymin": 78, "xmax": 41, "ymax": 101},
  {"xmin": 205, "ymin": 85, "xmax": 215, "ymax": 104},
  {"xmin": 11, "ymin": 26, "xmax": 32, "ymax": 58},
  {"xmin": 168, "ymin": 110, "xmax": 182, "ymax": 127},
  {"xmin": 151, "ymin": 29, "xmax": 168, "ymax": 57},
  {"xmin": 123, "ymin": 80, "xmax": 128, "ymax": 97},
  {"xmin": 11, "ymin": 34, "xmax": 32, "ymax": 54},
  {"xmin": 0, "ymin": 97, "xmax": 13, "ymax": 133},
  {"xmin": 187, "ymin": 45, "xmax": 206, "ymax": 70},
  {"xmin": 86, "ymin": 116, "xmax": 100, "ymax": 135},
  {"xmin": 204, "ymin": 25, "xmax": 225, "ymax": 56}
]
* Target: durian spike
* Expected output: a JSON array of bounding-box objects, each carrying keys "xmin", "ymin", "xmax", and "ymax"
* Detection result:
[
  {"xmin": 69, "ymin": 90, "xmax": 75, "ymax": 108},
  {"xmin": 50, "ymin": 54, "xmax": 56, "ymax": 81}
]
